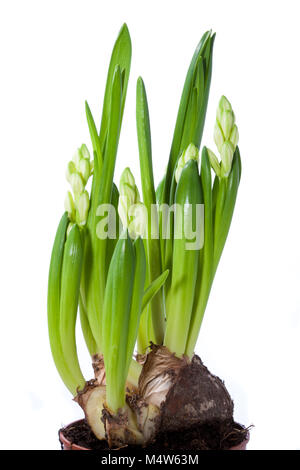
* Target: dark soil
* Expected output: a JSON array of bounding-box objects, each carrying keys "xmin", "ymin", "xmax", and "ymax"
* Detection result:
[{"xmin": 59, "ymin": 418, "xmax": 249, "ymax": 451}]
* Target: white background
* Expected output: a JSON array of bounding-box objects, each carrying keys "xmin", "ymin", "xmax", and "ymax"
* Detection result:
[{"xmin": 0, "ymin": 0, "xmax": 299, "ymax": 450}]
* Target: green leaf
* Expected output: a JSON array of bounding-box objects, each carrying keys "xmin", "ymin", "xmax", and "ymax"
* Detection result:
[
  {"xmin": 85, "ymin": 65, "xmax": 123, "ymax": 351},
  {"xmin": 136, "ymin": 77, "xmax": 165, "ymax": 345},
  {"xmin": 164, "ymin": 160, "xmax": 202, "ymax": 357},
  {"xmin": 213, "ymin": 176, "xmax": 227, "ymax": 248},
  {"xmin": 141, "ymin": 269, "xmax": 169, "ymax": 312},
  {"xmin": 213, "ymin": 147, "xmax": 241, "ymax": 273},
  {"xmin": 155, "ymin": 175, "xmax": 165, "ymax": 206},
  {"xmin": 99, "ymin": 23, "xmax": 132, "ymax": 155},
  {"xmin": 185, "ymin": 147, "xmax": 214, "ymax": 357},
  {"xmin": 79, "ymin": 293, "xmax": 98, "ymax": 357},
  {"xmin": 59, "ymin": 224, "xmax": 85, "ymax": 391},
  {"xmin": 136, "ymin": 77, "xmax": 156, "ymax": 210},
  {"xmin": 162, "ymin": 31, "xmax": 215, "ymax": 207},
  {"xmin": 85, "ymin": 101, "xmax": 102, "ymax": 169},
  {"xmin": 126, "ymin": 237, "xmax": 146, "ymax": 371},
  {"xmin": 47, "ymin": 213, "xmax": 79, "ymax": 395},
  {"xmin": 102, "ymin": 234, "xmax": 135, "ymax": 412},
  {"xmin": 163, "ymin": 161, "xmax": 180, "ymax": 306},
  {"xmin": 105, "ymin": 183, "xmax": 120, "ymax": 276}
]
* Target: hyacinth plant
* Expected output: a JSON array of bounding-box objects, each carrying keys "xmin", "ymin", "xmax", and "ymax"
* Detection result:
[{"xmin": 48, "ymin": 24, "xmax": 242, "ymax": 448}]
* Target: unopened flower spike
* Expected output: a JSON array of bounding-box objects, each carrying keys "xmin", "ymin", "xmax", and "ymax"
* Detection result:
[
  {"xmin": 175, "ymin": 143, "xmax": 199, "ymax": 183},
  {"xmin": 213, "ymin": 95, "xmax": 239, "ymax": 178},
  {"xmin": 119, "ymin": 167, "xmax": 139, "ymax": 198},
  {"xmin": 118, "ymin": 167, "xmax": 141, "ymax": 229},
  {"xmin": 64, "ymin": 143, "xmax": 92, "ymax": 228},
  {"xmin": 72, "ymin": 144, "xmax": 92, "ymax": 176}
]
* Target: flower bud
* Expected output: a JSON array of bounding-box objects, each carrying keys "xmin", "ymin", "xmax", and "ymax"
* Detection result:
[
  {"xmin": 72, "ymin": 149, "xmax": 81, "ymax": 169},
  {"xmin": 66, "ymin": 161, "xmax": 76, "ymax": 184},
  {"xmin": 213, "ymin": 123, "xmax": 224, "ymax": 153},
  {"xmin": 76, "ymin": 190, "xmax": 90, "ymax": 226},
  {"xmin": 220, "ymin": 141, "xmax": 234, "ymax": 177},
  {"xmin": 216, "ymin": 95, "xmax": 232, "ymax": 122},
  {"xmin": 64, "ymin": 191, "xmax": 76, "ymax": 221},
  {"xmin": 70, "ymin": 172, "xmax": 85, "ymax": 198},
  {"xmin": 220, "ymin": 110, "xmax": 235, "ymax": 140},
  {"xmin": 230, "ymin": 124, "xmax": 239, "ymax": 148},
  {"xmin": 119, "ymin": 167, "xmax": 136, "ymax": 192},
  {"xmin": 213, "ymin": 96, "xmax": 239, "ymax": 178},
  {"xmin": 175, "ymin": 143, "xmax": 199, "ymax": 183},
  {"xmin": 128, "ymin": 202, "xmax": 147, "ymax": 239},
  {"xmin": 78, "ymin": 158, "xmax": 90, "ymax": 184},
  {"xmin": 80, "ymin": 144, "xmax": 90, "ymax": 161},
  {"xmin": 118, "ymin": 168, "xmax": 141, "ymax": 228},
  {"xmin": 119, "ymin": 168, "xmax": 140, "ymax": 205},
  {"xmin": 207, "ymin": 148, "xmax": 221, "ymax": 177}
]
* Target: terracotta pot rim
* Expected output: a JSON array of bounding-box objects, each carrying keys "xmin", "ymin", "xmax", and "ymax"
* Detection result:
[{"xmin": 59, "ymin": 419, "xmax": 249, "ymax": 451}]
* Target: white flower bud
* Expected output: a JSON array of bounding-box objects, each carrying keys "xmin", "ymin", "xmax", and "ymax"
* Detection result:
[
  {"xmin": 213, "ymin": 123, "xmax": 224, "ymax": 153},
  {"xmin": 220, "ymin": 141, "xmax": 234, "ymax": 177},
  {"xmin": 216, "ymin": 95, "xmax": 232, "ymax": 122},
  {"xmin": 78, "ymin": 158, "xmax": 90, "ymax": 184},
  {"xmin": 230, "ymin": 124, "xmax": 239, "ymax": 148},
  {"xmin": 213, "ymin": 95, "xmax": 239, "ymax": 178},
  {"xmin": 128, "ymin": 203, "xmax": 147, "ymax": 239},
  {"xmin": 72, "ymin": 149, "xmax": 81, "ymax": 169},
  {"xmin": 76, "ymin": 190, "xmax": 90, "ymax": 226},
  {"xmin": 125, "ymin": 184, "xmax": 138, "ymax": 205},
  {"xmin": 70, "ymin": 172, "xmax": 85, "ymax": 198},
  {"xmin": 66, "ymin": 161, "xmax": 76, "ymax": 183},
  {"xmin": 118, "ymin": 168, "xmax": 141, "ymax": 228},
  {"xmin": 220, "ymin": 110, "xmax": 235, "ymax": 140},
  {"xmin": 207, "ymin": 148, "xmax": 221, "ymax": 177},
  {"xmin": 175, "ymin": 143, "xmax": 199, "ymax": 183},
  {"xmin": 64, "ymin": 191, "xmax": 75, "ymax": 221},
  {"xmin": 80, "ymin": 144, "xmax": 90, "ymax": 161},
  {"xmin": 120, "ymin": 167, "xmax": 136, "ymax": 190}
]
